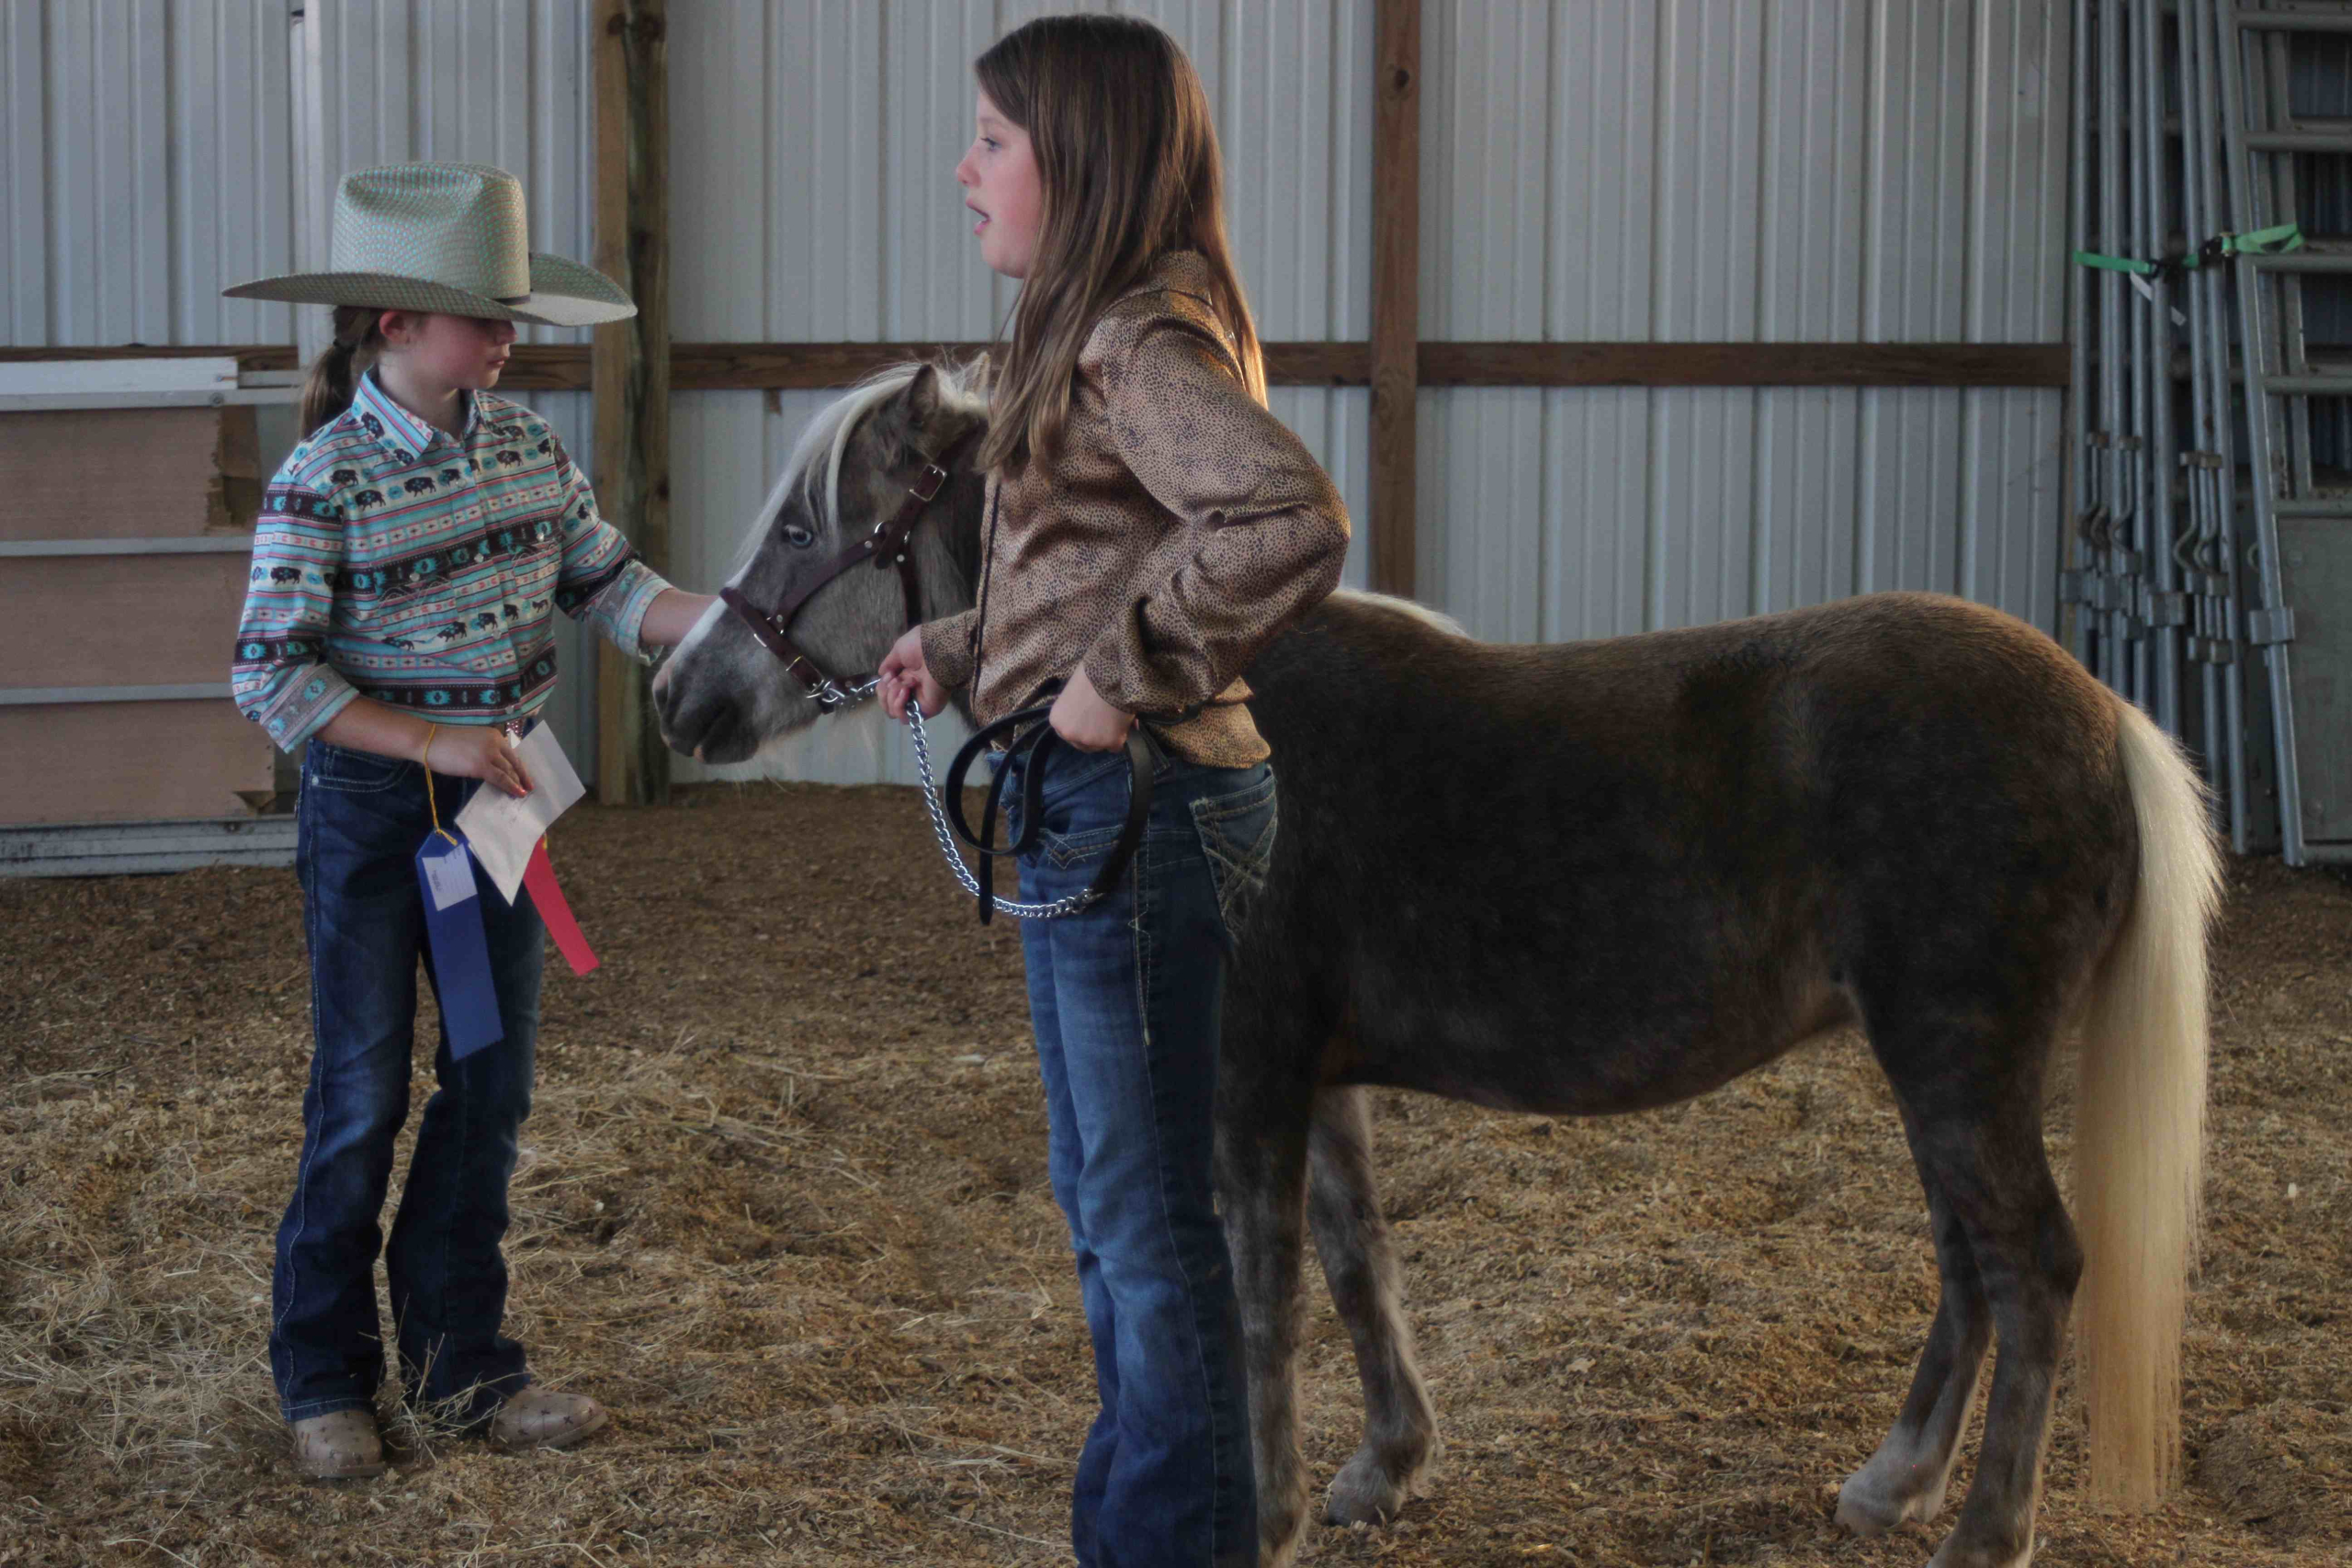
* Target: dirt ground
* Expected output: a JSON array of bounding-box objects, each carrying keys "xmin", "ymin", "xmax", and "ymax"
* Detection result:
[{"xmin": 1, "ymin": 783, "xmax": 2345, "ymax": 1567}]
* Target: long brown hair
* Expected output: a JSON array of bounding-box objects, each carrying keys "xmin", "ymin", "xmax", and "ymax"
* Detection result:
[
  {"xmin": 975, "ymin": 14, "xmax": 1265, "ymax": 473},
  {"xmin": 299, "ymin": 305, "xmax": 387, "ymax": 437}
]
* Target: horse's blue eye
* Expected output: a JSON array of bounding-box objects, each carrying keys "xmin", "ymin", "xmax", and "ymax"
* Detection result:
[{"xmin": 784, "ymin": 523, "xmax": 816, "ymax": 549}]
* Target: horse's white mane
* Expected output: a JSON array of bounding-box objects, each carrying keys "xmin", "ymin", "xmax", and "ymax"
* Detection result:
[
  {"xmin": 728, "ymin": 359, "xmax": 991, "ymax": 580},
  {"xmin": 1335, "ymin": 589, "xmax": 1470, "ymax": 639}
]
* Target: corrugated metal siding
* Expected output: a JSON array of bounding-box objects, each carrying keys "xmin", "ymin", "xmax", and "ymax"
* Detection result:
[
  {"xmin": 1419, "ymin": 0, "xmax": 2068, "ymax": 644},
  {"xmin": 6, "ymin": 0, "xmax": 2075, "ymax": 790},
  {"xmin": 1, "ymin": 0, "xmax": 297, "ymax": 345},
  {"xmin": 663, "ymin": 0, "xmax": 1373, "ymax": 785},
  {"xmin": 0, "ymin": 0, "xmax": 604, "ymax": 772},
  {"xmin": 0, "ymin": 0, "xmax": 596, "ymax": 354}
]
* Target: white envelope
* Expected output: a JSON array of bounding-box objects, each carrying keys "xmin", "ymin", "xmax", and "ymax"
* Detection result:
[{"xmin": 454, "ymin": 724, "xmax": 587, "ymax": 904}]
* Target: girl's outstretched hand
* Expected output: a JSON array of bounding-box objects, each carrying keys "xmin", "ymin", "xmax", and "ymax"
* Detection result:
[
  {"xmin": 879, "ymin": 626, "xmax": 948, "ymax": 721},
  {"xmin": 1050, "ymin": 664, "xmax": 1135, "ymax": 752}
]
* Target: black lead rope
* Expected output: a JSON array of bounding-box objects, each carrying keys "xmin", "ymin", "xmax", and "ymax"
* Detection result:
[{"xmin": 941, "ymin": 698, "xmax": 1157, "ymax": 926}]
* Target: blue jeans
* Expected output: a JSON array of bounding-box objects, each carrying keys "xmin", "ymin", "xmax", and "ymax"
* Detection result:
[
  {"xmin": 1005, "ymin": 744, "xmax": 1279, "ymax": 1568},
  {"xmin": 270, "ymin": 738, "xmax": 542, "ymax": 1425}
]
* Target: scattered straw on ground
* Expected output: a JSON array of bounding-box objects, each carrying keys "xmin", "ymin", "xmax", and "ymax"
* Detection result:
[{"xmin": 2, "ymin": 784, "xmax": 2345, "ymax": 1566}]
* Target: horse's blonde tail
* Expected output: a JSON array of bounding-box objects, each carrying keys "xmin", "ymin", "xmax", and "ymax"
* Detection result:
[{"xmin": 2075, "ymin": 697, "xmax": 2222, "ymax": 1507}]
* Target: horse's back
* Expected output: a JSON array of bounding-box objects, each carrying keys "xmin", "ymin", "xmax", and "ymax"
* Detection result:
[
  {"xmin": 1253, "ymin": 590, "xmax": 2121, "ymax": 861},
  {"xmin": 1239, "ymin": 592, "xmax": 2136, "ymax": 1110}
]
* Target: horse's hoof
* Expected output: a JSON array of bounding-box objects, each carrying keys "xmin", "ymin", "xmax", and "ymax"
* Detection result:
[
  {"xmin": 1834, "ymin": 1472, "xmax": 1909, "ymax": 1538},
  {"xmin": 1324, "ymin": 1445, "xmax": 1412, "ymax": 1528},
  {"xmin": 1924, "ymin": 1532, "xmax": 2034, "ymax": 1568},
  {"xmin": 1838, "ymin": 1456, "xmax": 1953, "ymax": 1539}
]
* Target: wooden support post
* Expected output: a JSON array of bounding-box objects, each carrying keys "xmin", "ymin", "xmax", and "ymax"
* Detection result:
[
  {"xmin": 594, "ymin": 0, "xmax": 671, "ymax": 807},
  {"xmin": 1370, "ymin": 0, "xmax": 1421, "ymax": 599}
]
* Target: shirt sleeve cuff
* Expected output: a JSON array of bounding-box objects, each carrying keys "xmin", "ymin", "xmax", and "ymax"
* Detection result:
[
  {"xmin": 257, "ymin": 667, "xmax": 360, "ymax": 753},
  {"xmin": 599, "ymin": 561, "xmax": 673, "ymax": 664},
  {"xmin": 921, "ymin": 611, "xmax": 980, "ymax": 693}
]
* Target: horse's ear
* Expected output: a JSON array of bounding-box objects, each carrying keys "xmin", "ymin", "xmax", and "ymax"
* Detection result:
[
  {"xmin": 872, "ymin": 365, "xmax": 946, "ymax": 461},
  {"xmin": 902, "ymin": 364, "xmax": 943, "ymax": 434}
]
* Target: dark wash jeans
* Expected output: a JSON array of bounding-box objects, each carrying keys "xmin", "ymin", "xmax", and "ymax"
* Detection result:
[
  {"xmin": 271, "ymin": 738, "xmax": 542, "ymax": 1425},
  {"xmin": 1001, "ymin": 742, "xmax": 1280, "ymax": 1568}
]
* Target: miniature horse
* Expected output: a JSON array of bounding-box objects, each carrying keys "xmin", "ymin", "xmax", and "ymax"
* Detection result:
[{"xmin": 653, "ymin": 365, "xmax": 2218, "ymax": 1568}]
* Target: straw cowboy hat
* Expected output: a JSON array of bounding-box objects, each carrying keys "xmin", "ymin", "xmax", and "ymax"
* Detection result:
[{"xmin": 224, "ymin": 163, "xmax": 635, "ymax": 328}]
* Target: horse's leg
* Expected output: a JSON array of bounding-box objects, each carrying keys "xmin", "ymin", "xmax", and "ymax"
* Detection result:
[
  {"xmin": 1306, "ymin": 1086, "xmax": 1442, "ymax": 1527},
  {"xmin": 1864, "ymin": 1036, "xmax": 2081, "ymax": 1568},
  {"xmin": 1216, "ymin": 999, "xmax": 1320, "ymax": 1568},
  {"xmin": 1838, "ymin": 1123, "xmax": 1992, "ymax": 1534}
]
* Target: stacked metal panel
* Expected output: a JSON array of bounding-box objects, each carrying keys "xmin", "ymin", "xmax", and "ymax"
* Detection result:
[
  {"xmin": 2216, "ymin": 3, "xmax": 2352, "ymax": 864},
  {"xmin": 2071, "ymin": 0, "xmax": 2352, "ymax": 862},
  {"xmin": 2068, "ymin": 1, "xmax": 2199, "ymax": 813}
]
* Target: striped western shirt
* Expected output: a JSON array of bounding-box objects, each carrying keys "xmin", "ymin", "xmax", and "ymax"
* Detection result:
[{"xmin": 232, "ymin": 369, "xmax": 668, "ymax": 750}]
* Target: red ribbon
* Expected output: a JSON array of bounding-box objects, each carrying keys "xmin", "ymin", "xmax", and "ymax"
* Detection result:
[{"xmin": 523, "ymin": 838, "xmax": 600, "ymax": 976}]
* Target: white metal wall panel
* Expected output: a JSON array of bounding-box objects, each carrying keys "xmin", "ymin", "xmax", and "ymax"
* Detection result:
[
  {"xmin": 0, "ymin": 0, "xmax": 604, "ymax": 771},
  {"xmin": 8, "ymin": 0, "xmax": 2072, "ymax": 792},
  {"xmin": 1959, "ymin": 0, "xmax": 2068, "ymax": 625},
  {"xmin": 1, "ymin": 0, "xmax": 297, "ymax": 346},
  {"xmin": 0, "ymin": 4, "xmax": 39, "ymax": 340},
  {"xmin": 1419, "ymin": 0, "xmax": 2069, "ymax": 646},
  {"xmin": 0, "ymin": 0, "xmax": 590, "ymax": 349}
]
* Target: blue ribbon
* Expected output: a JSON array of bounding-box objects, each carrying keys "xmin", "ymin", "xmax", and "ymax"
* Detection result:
[{"xmin": 415, "ymin": 829, "xmax": 503, "ymax": 1059}]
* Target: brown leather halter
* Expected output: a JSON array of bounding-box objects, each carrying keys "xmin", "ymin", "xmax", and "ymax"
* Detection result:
[
  {"xmin": 718, "ymin": 429, "xmax": 978, "ymax": 710},
  {"xmin": 721, "ymin": 423, "xmax": 1161, "ymax": 927}
]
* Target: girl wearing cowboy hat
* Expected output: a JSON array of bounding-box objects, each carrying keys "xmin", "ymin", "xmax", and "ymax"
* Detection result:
[{"xmin": 226, "ymin": 163, "xmax": 715, "ymax": 1479}]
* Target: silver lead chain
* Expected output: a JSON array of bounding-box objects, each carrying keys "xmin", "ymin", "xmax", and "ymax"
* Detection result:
[{"xmin": 902, "ymin": 700, "xmax": 1102, "ymax": 920}]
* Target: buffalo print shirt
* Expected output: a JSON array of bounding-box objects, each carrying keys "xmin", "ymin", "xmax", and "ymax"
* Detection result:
[{"xmin": 232, "ymin": 369, "xmax": 668, "ymax": 750}]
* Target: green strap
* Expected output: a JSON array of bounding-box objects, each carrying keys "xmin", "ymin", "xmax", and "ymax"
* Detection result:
[
  {"xmin": 2220, "ymin": 220, "xmax": 2303, "ymax": 256},
  {"xmin": 2073, "ymin": 222, "xmax": 2304, "ymax": 278}
]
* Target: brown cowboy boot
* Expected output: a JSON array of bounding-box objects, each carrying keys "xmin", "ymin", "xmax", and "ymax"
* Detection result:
[
  {"xmin": 290, "ymin": 1408, "xmax": 386, "ymax": 1479},
  {"xmin": 487, "ymin": 1388, "xmax": 611, "ymax": 1452}
]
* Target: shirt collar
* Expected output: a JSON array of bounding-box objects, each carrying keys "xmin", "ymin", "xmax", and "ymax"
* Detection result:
[
  {"xmin": 1118, "ymin": 250, "xmax": 1216, "ymax": 309},
  {"xmin": 350, "ymin": 368, "xmax": 479, "ymax": 457}
]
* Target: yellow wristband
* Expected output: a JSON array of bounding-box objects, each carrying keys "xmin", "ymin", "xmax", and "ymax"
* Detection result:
[{"xmin": 420, "ymin": 721, "xmax": 439, "ymax": 773}]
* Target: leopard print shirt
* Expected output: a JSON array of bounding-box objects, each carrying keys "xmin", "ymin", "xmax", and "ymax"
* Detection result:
[{"xmin": 920, "ymin": 252, "xmax": 1351, "ymax": 767}]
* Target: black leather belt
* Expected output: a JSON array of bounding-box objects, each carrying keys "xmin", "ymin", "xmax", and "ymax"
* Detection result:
[{"xmin": 942, "ymin": 700, "xmax": 1157, "ymax": 926}]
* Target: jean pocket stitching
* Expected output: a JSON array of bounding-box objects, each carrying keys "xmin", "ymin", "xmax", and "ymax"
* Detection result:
[
  {"xmin": 1189, "ymin": 774, "xmax": 1277, "ymax": 828},
  {"xmin": 1039, "ymin": 821, "xmax": 1127, "ymax": 869},
  {"xmin": 1201, "ymin": 814, "xmax": 1276, "ymax": 892},
  {"xmin": 1189, "ymin": 793, "xmax": 1277, "ymax": 944},
  {"xmin": 308, "ymin": 755, "xmax": 410, "ymax": 794}
]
